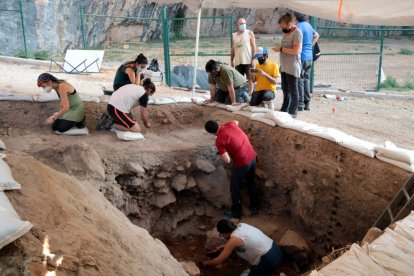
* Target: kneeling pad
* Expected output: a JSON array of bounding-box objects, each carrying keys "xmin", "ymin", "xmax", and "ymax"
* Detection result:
[
  {"xmin": 115, "ymin": 130, "xmax": 145, "ymax": 141},
  {"xmin": 55, "ymin": 127, "xmax": 90, "ymax": 136}
]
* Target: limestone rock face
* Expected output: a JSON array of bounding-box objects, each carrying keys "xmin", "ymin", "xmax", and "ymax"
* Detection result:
[
  {"xmin": 195, "ymin": 166, "xmax": 230, "ymax": 208},
  {"xmin": 151, "ymin": 191, "xmax": 176, "ymax": 208},
  {"xmin": 195, "ymin": 159, "xmax": 216, "ymax": 173},
  {"xmin": 125, "ymin": 162, "xmax": 145, "ymax": 174},
  {"xmin": 180, "ymin": 261, "xmax": 201, "ymax": 276},
  {"xmin": 171, "ymin": 174, "xmax": 187, "ymax": 191}
]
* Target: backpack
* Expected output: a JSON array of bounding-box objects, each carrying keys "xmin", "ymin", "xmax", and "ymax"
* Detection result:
[
  {"xmin": 313, "ymin": 42, "xmax": 321, "ymax": 62},
  {"xmin": 148, "ymin": 58, "xmax": 160, "ymax": 72}
]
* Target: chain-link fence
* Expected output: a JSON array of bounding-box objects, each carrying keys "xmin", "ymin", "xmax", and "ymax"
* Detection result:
[
  {"xmin": 312, "ymin": 18, "xmax": 414, "ymax": 91},
  {"xmin": 0, "ymin": 0, "xmax": 27, "ymax": 58}
]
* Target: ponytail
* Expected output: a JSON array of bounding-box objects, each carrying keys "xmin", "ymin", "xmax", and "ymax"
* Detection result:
[
  {"xmin": 135, "ymin": 53, "xmax": 148, "ymax": 65},
  {"xmin": 142, "ymin": 78, "xmax": 155, "ymax": 93}
]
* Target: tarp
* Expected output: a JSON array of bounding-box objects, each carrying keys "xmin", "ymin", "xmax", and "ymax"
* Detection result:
[{"xmin": 152, "ymin": 0, "xmax": 414, "ymax": 26}]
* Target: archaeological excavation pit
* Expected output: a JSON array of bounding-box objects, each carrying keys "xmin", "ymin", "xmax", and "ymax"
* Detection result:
[{"xmin": 0, "ymin": 100, "xmax": 410, "ymax": 275}]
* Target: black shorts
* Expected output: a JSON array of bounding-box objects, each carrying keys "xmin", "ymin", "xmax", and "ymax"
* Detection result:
[
  {"xmin": 235, "ymin": 64, "xmax": 252, "ymax": 79},
  {"xmin": 107, "ymin": 104, "xmax": 136, "ymax": 129}
]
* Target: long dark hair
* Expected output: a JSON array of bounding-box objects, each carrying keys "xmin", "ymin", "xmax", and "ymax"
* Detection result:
[
  {"xmin": 121, "ymin": 53, "xmax": 148, "ymax": 68},
  {"xmin": 217, "ymin": 219, "xmax": 236, "ymax": 234},
  {"xmin": 142, "ymin": 78, "xmax": 155, "ymax": 94},
  {"xmin": 37, "ymin": 73, "xmax": 64, "ymax": 86}
]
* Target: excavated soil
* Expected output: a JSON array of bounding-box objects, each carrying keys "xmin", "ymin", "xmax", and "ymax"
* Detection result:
[{"xmin": 0, "ymin": 101, "xmax": 411, "ymax": 275}]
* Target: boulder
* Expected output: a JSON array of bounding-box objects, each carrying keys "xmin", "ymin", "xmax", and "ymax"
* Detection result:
[
  {"xmin": 194, "ymin": 205, "xmax": 205, "ymax": 216},
  {"xmin": 265, "ymin": 180, "xmax": 274, "ymax": 187},
  {"xmin": 186, "ymin": 176, "xmax": 197, "ymax": 189},
  {"xmin": 180, "ymin": 261, "xmax": 200, "ymax": 276},
  {"xmin": 171, "ymin": 174, "xmax": 187, "ymax": 191},
  {"xmin": 176, "ymin": 166, "xmax": 185, "ymax": 172},
  {"xmin": 195, "ymin": 166, "xmax": 230, "ymax": 208},
  {"xmin": 157, "ymin": 171, "xmax": 171, "ymax": 179},
  {"xmin": 195, "ymin": 159, "xmax": 215, "ymax": 173},
  {"xmin": 185, "ymin": 161, "xmax": 192, "ymax": 169},
  {"xmin": 125, "ymin": 162, "xmax": 145, "ymax": 174},
  {"xmin": 278, "ymin": 230, "xmax": 311, "ymax": 271},
  {"xmin": 154, "ymin": 179, "xmax": 167, "ymax": 188},
  {"xmin": 151, "ymin": 191, "xmax": 176, "ymax": 208}
]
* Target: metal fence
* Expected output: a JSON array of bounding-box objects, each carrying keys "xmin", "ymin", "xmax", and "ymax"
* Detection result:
[
  {"xmin": 311, "ymin": 18, "xmax": 414, "ymax": 91},
  {"xmin": 79, "ymin": 4, "xmax": 233, "ymax": 86},
  {"xmin": 0, "ymin": 0, "xmax": 27, "ymax": 58}
]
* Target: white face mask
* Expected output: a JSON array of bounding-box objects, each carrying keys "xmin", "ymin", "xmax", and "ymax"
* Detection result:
[{"xmin": 43, "ymin": 86, "xmax": 52, "ymax": 93}]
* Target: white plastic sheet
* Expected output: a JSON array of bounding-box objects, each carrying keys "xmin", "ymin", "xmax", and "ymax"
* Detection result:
[
  {"xmin": 167, "ymin": 96, "xmax": 192, "ymax": 103},
  {"xmin": 225, "ymin": 103, "xmax": 249, "ymax": 112},
  {"xmin": 0, "ymin": 192, "xmax": 32, "ymax": 249},
  {"xmin": 115, "ymin": 130, "xmax": 145, "ymax": 141},
  {"xmin": 0, "ymin": 159, "xmax": 21, "ymax": 191},
  {"xmin": 154, "ymin": 97, "xmax": 177, "ymax": 105}
]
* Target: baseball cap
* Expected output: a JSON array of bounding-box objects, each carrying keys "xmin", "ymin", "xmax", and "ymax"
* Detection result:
[{"xmin": 254, "ymin": 47, "xmax": 268, "ymax": 59}]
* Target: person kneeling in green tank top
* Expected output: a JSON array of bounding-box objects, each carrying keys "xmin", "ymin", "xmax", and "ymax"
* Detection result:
[{"xmin": 37, "ymin": 73, "xmax": 85, "ymax": 133}]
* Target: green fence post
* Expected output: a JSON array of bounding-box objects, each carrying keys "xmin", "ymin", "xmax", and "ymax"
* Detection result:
[
  {"xmin": 162, "ymin": 7, "xmax": 171, "ymax": 86},
  {"xmin": 230, "ymin": 15, "xmax": 234, "ymax": 62},
  {"xmin": 376, "ymin": 26, "xmax": 385, "ymax": 91},
  {"xmin": 310, "ymin": 16, "xmax": 316, "ymax": 92},
  {"xmin": 18, "ymin": 0, "xmax": 28, "ymax": 58},
  {"xmin": 80, "ymin": 3, "xmax": 86, "ymax": 49}
]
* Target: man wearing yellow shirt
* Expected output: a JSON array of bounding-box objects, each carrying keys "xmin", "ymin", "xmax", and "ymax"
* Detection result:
[{"xmin": 250, "ymin": 47, "xmax": 280, "ymax": 110}]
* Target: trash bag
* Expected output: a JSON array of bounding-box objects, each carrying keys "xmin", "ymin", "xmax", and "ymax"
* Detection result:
[{"xmin": 148, "ymin": 58, "xmax": 160, "ymax": 72}]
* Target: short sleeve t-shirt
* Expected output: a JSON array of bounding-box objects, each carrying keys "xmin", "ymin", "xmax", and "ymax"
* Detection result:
[
  {"xmin": 108, "ymin": 84, "xmax": 148, "ymax": 113},
  {"xmin": 208, "ymin": 64, "xmax": 246, "ymax": 91},
  {"xmin": 215, "ymin": 122, "xmax": 256, "ymax": 168},
  {"xmin": 280, "ymin": 27, "xmax": 303, "ymax": 78},
  {"xmin": 296, "ymin": 21, "xmax": 316, "ymax": 61},
  {"xmin": 255, "ymin": 61, "xmax": 280, "ymax": 92}
]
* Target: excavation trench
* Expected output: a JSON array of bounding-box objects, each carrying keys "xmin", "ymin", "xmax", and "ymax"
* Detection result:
[{"xmin": 0, "ymin": 101, "xmax": 410, "ymax": 275}]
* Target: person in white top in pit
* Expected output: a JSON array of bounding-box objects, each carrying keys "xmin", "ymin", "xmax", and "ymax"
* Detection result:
[
  {"xmin": 96, "ymin": 80, "xmax": 155, "ymax": 133},
  {"xmin": 203, "ymin": 219, "xmax": 283, "ymax": 276},
  {"xmin": 231, "ymin": 18, "xmax": 257, "ymax": 94}
]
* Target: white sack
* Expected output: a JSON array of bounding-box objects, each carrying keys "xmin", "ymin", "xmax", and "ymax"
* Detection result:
[
  {"xmin": 305, "ymin": 127, "xmax": 351, "ymax": 144},
  {"xmin": 54, "ymin": 127, "xmax": 89, "ymax": 136},
  {"xmin": 263, "ymin": 111, "xmax": 293, "ymax": 127},
  {"xmin": 233, "ymin": 111, "xmax": 253, "ymax": 119},
  {"xmin": 376, "ymin": 153, "xmax": 414, "ymax": 173},
  {"xmin": 168, "ymin": 96, "xmax": 192, "ymax": 103},
  {"xmin": 115, "ymin": 130, "xmax": 145, "ymax": 141},
  {"xmin": 154, "ymin": 97, "xmax": 177, "ymax": 105},
  {"xmin": 79, "ymin": 94, "xmax": 101, "ymax": 103},
  {"xmin": 375, "ymin": 141, "xmax": 414, "ymax": 165},
  {"xmin": 191, "ymin": 96, "xmax": 207, "ymax": 105},
  {"xmin": 338, "ymin": 136, "xmax": 377, "ymax": 158},
  {"xmin": 0, "ymin": 192, "xmax": 33, "ymax": 249},
  {"xmin": 250, "ymin": 116, "xmax": 276, "ymax": 127},
  {"xmin": 33, "ymin": 93, "xmax": 59, "ymax": 102},
  {"xmin": 0, "ymin": 159, "xmax": 21, "ymax": 191},
  {"xmin": 0, "ymin": 93, "xmax": 33, "ymax": 102},
  {"xmin": 224, "ymin": 103, "xmax": 249, "ymax": 112},
  {"xmin": 242, "ymin": 106, "xmax": 272, "ymax": 113}
]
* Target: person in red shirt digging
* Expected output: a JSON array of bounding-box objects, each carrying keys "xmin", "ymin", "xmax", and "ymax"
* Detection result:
[{"xmin": 205, "ymin": 120, "xmax": 259, "ymax": 219}]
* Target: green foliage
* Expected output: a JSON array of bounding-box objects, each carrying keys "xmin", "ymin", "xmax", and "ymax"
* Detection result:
[
  {"xmin": 15, "ymin": 50, "xmax": 30, "ymax": 58},
  {"xmin": 381, "ymin": 76, "xmax": 414, "ymax": 90},
  {"xmin": 34, "ymin": 50, "xmax": 49, "ymax": 60},
  {"xmin": 399, "ymin": 48, "xmax": 414, "ymax": 55}
]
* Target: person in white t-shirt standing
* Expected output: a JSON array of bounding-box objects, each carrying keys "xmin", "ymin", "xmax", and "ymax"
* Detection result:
[
  {"xmin": 203, "ymin": 219, "xmax": 283, "ymax": 276},
  {"xmin": 96, "ymin": 80, "xmax": 155, "ymax": 133},
  {"xmin": 231, "ymin": 18, "xmax": 257, "ymax": 95}
]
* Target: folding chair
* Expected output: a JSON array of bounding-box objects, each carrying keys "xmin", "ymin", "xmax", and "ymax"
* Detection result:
[
  {"xmin": 49, "ymin": 58, "xmax": 87, "ymax": 73},
  {"xmin": 49, "ymin": 50, "xmax": 104, "ymax": 74}
]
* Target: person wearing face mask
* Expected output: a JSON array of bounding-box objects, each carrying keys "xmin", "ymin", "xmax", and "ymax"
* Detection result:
[
  {"xmin": 231, "ymin": 18, "xmax": 257, "ymax": 94},
  {"xmin": 250, "ymin": 47, "xmax": 280, "ymax": 110},
  {"xmin": 204, "ymin": 59, "xmax": 250, "ymax": 106},
  {"xmin": 37, "ymin": 73, "xmax": 85, "ymax": 133},
  {"xmin": 202, "ymin": 219, "xmax": 283, "ymax": 276},
  {"xmin": 113, "ymin": 53, "xmax": 148, "ymax": 91},
  {"xmin": 97, "ymin": 80, "xmax": 156, "ymax": 133},
  {"xmin": 272, "ymin": 13, "xmax": 303, "ymax": 118},
  {"xmin": 294, "ymin": 12, "xmax": 319, "ymax": 111}
]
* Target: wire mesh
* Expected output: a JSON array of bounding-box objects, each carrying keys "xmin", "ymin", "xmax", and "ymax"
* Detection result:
[{"xmin": 0, "ymin": 3, "xmax": 26, "ymax": 58}]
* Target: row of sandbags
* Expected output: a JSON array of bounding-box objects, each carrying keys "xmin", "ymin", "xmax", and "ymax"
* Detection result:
[
  {"xmin": 189, "ymin": 97, "xmax": 414, "ymax": 172},
  {"xmin": 311, "ymin": 211, "xmax": 414, "ymax": 276},
  {"xmin": 0, "ymin": 139, "xmax": 32, "ymax": 250},
  {"xmin": 0, "ymin": 91, "xmax": 100, "ymax": 103}
]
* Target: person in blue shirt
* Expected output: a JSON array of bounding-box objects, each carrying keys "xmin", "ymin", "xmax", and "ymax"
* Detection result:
[{"xmin": 294, "ymin": 12, "xmax": 319, "ymax": 111}]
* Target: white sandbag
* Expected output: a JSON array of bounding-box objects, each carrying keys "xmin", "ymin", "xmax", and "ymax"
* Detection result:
[
  {"xmin": 204, "ymin": 101, "xmax": 219, "ymax": 107},
  {"xmin": 0, "ymin": 139, "xmax": 6, "ymax": 150},
  {"xmin": 250, "ymin": 116, "xmax": 276, "ymax": 127},
  {"xmin": 375, "ymin": 141, "xmax": 414, "ymax": 165},
  {"xmin": 338, "ymin": 136, "xmax": 377, "ymax": 158},
  {"xmin": 33, "ymin": 93, "xmax": 59, "ymax": 102},
  {"xmin": 282, "ymin": 120, "xmax": 320, "ymax": 134},
  {"xmin": 0, "ymin": 159, "xmax": 21, "ymax": 191},
  {"xmin": 115, "ymin": 130, "xmax": 145, "ymax": 141},
  {"xmin": 224, "ymin": 103, "xmax": 249, "ymax": 112},
  {"xmin": 54, "ymin": 127, "xmax": 89, "ymax": 136},
  {"xmin": 263, "ymin": 111, "xmax": 293, "ymax": 126},
  {"xmin": 191, "ymin": 96, "xmax": 206, "ymax": 105},
  {"xmin": 0, "ymin": 92, "xmax": 33, "ymax": 102},
  {"xmin": 0, "ymin": 192, "xmax": 33, "ymax": 249},
  {"xmin": 167, "ymin": 96, "xmax": 192, "ymax": 103},
  {"xmin": 242, "ymin": 106, "xmax": 272, "ymax": 113},
  {"xmin": 154, "ymin": 97, "xmax": 177, "ymax": 105},
  {"xmin": 376, "ymin": 153, "xmax": 414, "ymax": 172},
  {"xmin": 319, "ymin": 244, "xmax": 391, "ymax": 276},
  {"xmin": 305, "ymin": 127, "xmax": 353, "ymax": 144},
  {"xmin": 148, "ymin": 98, "xmax": 155, "ymax": 105},
  {"xmin": 233, "ymin": 111, "xmax": 253, "ymax": 119},
  {"xmin": 215, "ymin": 104, "xmax": 227, "ymax": 110}
]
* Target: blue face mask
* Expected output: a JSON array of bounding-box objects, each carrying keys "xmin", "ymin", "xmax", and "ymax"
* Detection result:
[{"xmin": 239, "ymin": 24, "xmax": 246, "ymax": 31}]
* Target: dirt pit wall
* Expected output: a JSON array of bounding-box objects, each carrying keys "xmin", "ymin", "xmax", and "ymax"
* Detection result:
[{"xmin": 0, "ymin": 101, "xmax": 410, "ymax": 258}]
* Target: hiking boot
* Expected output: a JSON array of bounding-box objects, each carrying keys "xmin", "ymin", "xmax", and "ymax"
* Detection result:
[
  {"xmin": 290, "ymin": 113, "xmax": 298, "ymax": 119},
  {"xmin": 304, "ymin": 103, "xmax": 310, "ymax": 111},
  {"xmin": 96, "ymin": 113, "xmax": 112, "ymax": 130},
  {"xmin": 298, "ymin": 106, "xmax": 304, "ymax": 111},
  {"xmin": 224, "ymin": 210, "xmax": 241, "ymax": 219}
]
